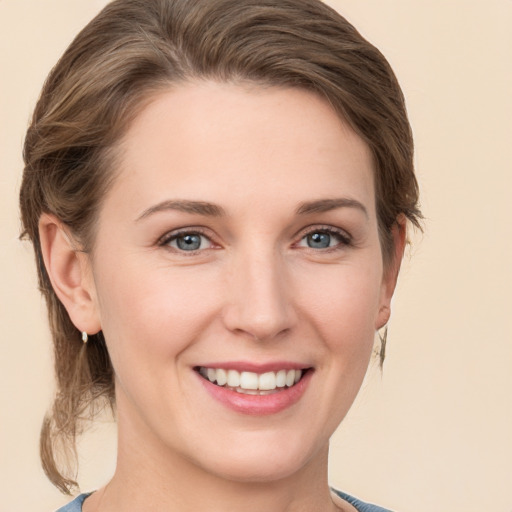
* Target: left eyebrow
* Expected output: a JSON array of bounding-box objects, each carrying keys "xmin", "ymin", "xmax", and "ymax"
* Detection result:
[
  {"xmin": 295, "ymin": 198, "xmax": 369, "ymax": 218},
  {"xmin": 135, "ymin": 199, "xmax": 226, "ymax": 221}
]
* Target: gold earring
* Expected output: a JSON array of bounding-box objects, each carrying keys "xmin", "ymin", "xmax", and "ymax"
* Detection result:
[
  {"xmin": 82, "ymin": 331, "xmax": 88, "ymax": 344},
  {"xmin": 377, "ymin": 326, "xmax": 388, "ymax": 367}
]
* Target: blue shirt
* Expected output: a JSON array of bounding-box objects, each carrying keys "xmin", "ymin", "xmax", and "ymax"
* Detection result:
[{"xmin": 56, "ymin": 489, "xmax": 393, "ymax": 511}]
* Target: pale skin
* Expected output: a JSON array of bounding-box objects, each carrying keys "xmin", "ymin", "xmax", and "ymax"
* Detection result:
[{"xmin": 40, "ymin": 82, "xmax": 405, "ymax": 512}]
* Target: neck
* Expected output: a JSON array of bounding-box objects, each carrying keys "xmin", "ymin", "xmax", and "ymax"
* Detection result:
[{"xmin": 86, "ymin": 411, "xmax": 340, "ymax": 512}]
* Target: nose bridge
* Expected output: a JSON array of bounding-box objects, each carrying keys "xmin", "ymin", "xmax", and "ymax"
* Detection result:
[{"xmin": 222, "ymin": 242, "xmax": 296, "ymax": 340}]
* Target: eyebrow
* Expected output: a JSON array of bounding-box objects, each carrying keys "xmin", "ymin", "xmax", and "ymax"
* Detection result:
[
  {"xmin": 135, "ymin": 200, "xmax": 226, "ymax": 221},
  {"xmin": 135, "ymin": 197, "xmax": 368, "ymax": 222},
  {"xmin": 295, "ymin": 198, "xmax": 368, "ymax": 218}
]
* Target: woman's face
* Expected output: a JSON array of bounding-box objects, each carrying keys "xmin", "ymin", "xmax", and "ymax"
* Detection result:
[{"xmin": 87, "ymin": 82, "xmax": 398, "ymax": 482}]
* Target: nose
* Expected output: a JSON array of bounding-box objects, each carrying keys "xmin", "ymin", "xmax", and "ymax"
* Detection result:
[{"xmin": 221, "ymin": 248, "xmax": 297, "ymax": 341}]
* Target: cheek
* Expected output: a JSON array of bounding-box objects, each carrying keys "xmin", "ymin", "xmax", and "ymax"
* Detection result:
[
  {"xmin": 298, "ymin": 262, "xmax": 382, "ymax": 358},
  {"xmin": 93, "ymin": 259, "xmax": 221, "ymax": 370},
  {"xmin": 305, "ymin": 258, "xmax": 382, "ymax": 316}
]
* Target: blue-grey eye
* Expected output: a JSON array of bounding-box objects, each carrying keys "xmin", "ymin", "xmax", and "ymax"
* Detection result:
[
  {"xmin": 306, "ymin": 232, "xmax": 332, "ymax": 249},
  {"xmin": 173, "ymin": 233, "xmax": 204, "ymax": 251},
  {"xmin": 297, "ymin": 228, "xmax": 349, "ymax": 250}
]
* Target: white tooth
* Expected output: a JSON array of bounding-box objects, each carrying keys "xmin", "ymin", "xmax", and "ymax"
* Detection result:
[
  {"xmin": 258, "ymin": 372, "xmax": 277, "ymax": 390},
  {"xmin": 258, "ymin": 389, "xmax": 278, "ymax": 395},
  {"xmin": 276, "ymin": 369, "xmax": 287, "ymax": 388},
  {"xmin": 294, "ymin": 370, "xmax": 302, "ymax": 383},
  {"xmin": 240, "ymin": 371, "xmax": 259, "ymax": 390},
  {"xmin": 235, "ymin": 387, "xmax": 258, "ymax": 395},
  {"xmin": 199, "ymin": 367, "xmax": 208, "ymax": 378},
  {"xmin": 227, "ymin": 369, "xmax": 240, "ymax": 387},
  {"xmin": 240, "ymin": 388, "xmax": 258, "ymax": 395},
  {"xmin": 285, "ymin": 369, "xmax": 295, "ymax": 387},
  {"xmin": 216, "ymin": 368, "xmax": 227, "ymax": 386},
  {"xmin": 207, "ymin": 368, "xmax": 216, "ymax": 382}
]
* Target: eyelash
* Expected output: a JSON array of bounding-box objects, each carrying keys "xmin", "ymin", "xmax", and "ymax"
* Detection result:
[
  {"xmin": 295, "ymin": 225, "xmax": 353, "ymax": 251},
  {"xmin": 157, "ymin": 227, "xmax": 215, "ymax": 254},
  {"xmin": 157, "ymin": 225, "xmax": 352, "ymax": 254}
]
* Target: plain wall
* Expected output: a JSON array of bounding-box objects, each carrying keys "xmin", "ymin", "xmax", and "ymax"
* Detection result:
[{"xmin": 1, "ymin": 1, "xmax": 511, "ymax": 511}]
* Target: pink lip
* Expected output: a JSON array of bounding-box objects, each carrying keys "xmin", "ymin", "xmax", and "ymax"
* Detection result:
[
  {"xmin": 195, "ymin": 361, "xmax": 308, "ymax": 372},
  {"xmin": 195, "ymin": 368, "xmax": 313, "ymax": 416}
]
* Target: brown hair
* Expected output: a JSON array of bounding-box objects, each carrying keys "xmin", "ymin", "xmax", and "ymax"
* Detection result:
[{"xmin": 19, "ymin": 0, "xmax": 421, "ymax": 494}]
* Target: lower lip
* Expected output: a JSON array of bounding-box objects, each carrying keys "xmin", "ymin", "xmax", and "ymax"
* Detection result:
[{"xmin": 196, "ymin": 370, "xmax": 312, "ymax": 415}]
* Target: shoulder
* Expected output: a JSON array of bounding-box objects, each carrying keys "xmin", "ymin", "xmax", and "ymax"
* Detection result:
[
  {"xmin": 55, "ymin": 493, "xmax": 92, "ymax": 512},
  {"xmin": 55, "ymin": 490, "xmax": 392, "ymax": 512},
  {"xmin": 332, "ymin": 488, "xmax": 395, "ymax": 512}
]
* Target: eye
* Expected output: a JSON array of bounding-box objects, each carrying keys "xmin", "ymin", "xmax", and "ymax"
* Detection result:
[
  {"xmin": 159, "ymin": 230, "xmax": 214, "ymax": 252},
  {"xmin": 297, "ymin": 227, "xmax": 351, "ymax": 250}
]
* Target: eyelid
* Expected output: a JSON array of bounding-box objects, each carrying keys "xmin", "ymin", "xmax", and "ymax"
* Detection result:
[
  {"xmin": 156, "ymin": 224, "xmax": 352, "ymax": 253},
  {"xmin": 157, "ymin": 226, "xmax": 218, "ymax": 252},
  {"xmin": 294, "ymin": 224, "xmax": 353, "ymax": 248}
]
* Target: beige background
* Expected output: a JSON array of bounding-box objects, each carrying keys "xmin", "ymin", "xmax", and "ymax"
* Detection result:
[{"xmin": 1, "ymin": 1, "xmax": 511, "ymax": 511}]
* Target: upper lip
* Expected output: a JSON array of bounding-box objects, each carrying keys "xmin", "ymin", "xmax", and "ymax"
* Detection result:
[{"xmin": 194, "ymin": 361, "xmax": 312, "ymax": 373}]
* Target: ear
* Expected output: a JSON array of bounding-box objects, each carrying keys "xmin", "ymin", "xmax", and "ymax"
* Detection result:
[
  {"xmin": 375, "ymin": 216, "xmax": 407, "ymax": 330},
  {"xmin": 38, "ymin": 213, "xmax": 101, "ymax": 335}
]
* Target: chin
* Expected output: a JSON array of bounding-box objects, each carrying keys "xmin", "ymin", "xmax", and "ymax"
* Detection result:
[
  {"xmin": 205, "ymin": 457, "xmax": 307, "ymax": 484},
  {"xmin": 189, "ymin": 434, "xmax": 323, "ymax": 484}
]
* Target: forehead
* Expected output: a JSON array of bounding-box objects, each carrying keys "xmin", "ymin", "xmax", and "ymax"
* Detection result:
[{"xmin": 107, "ymin": 81, "xmax": 375, "ymax": 219}]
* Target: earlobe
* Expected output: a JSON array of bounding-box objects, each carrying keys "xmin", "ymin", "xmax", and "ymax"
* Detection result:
[
  {"xmin": 376, "ymin": 305, "xmax": 391, "ymax": 330},
  {"xmin": 375, "ymin": 217, "xmax": 407, "ymax": 330},
  {"xmin": 38, "ymin": 213, "xmax": 101, "ymax": 335}
]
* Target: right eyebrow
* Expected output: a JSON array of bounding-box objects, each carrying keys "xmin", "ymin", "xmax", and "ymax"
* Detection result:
[
  {"xmin": 135, "ymin": 199, "xmax": 226, "ymax": 222},
  {"xmin": 295, "ymin": 197, "xmax": 369, "ymax": 219}
]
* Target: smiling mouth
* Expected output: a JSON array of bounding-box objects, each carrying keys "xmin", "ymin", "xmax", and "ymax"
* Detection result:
[{"xmin": 195, "ymin": 367, "xmax": 310, "ymax": 395}]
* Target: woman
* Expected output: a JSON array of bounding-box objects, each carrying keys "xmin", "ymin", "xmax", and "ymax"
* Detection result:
[{"xmin": 19, "ymin": 0, "xmax": 421, "ymax": 510}]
